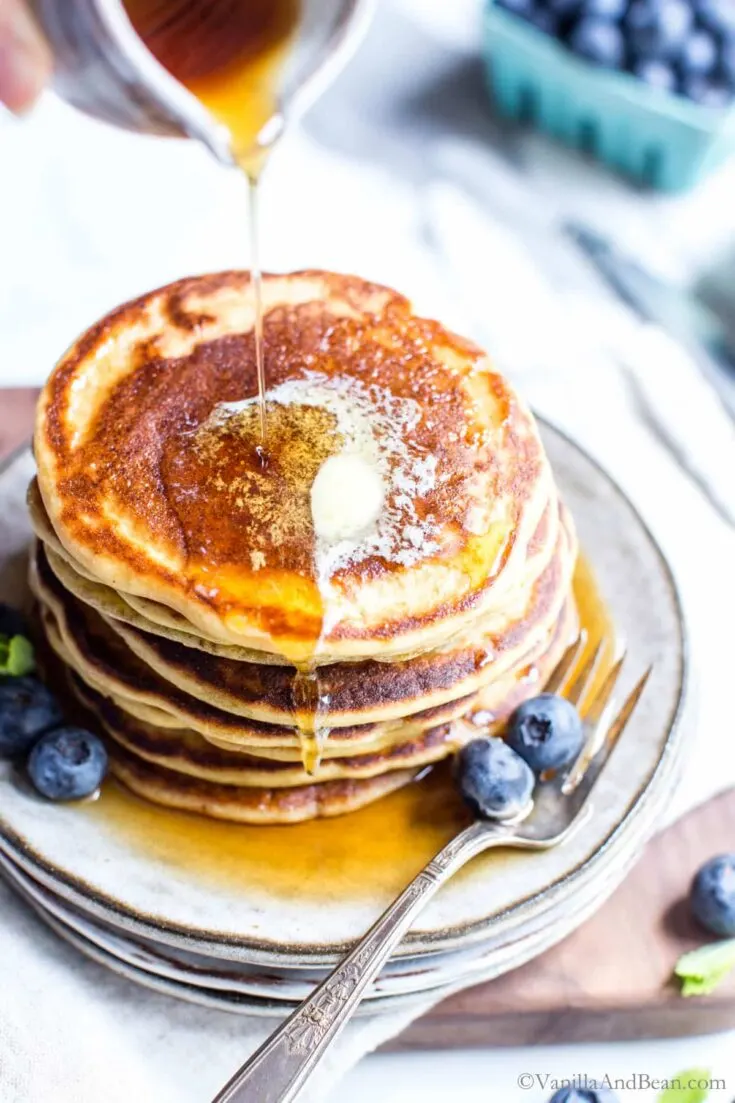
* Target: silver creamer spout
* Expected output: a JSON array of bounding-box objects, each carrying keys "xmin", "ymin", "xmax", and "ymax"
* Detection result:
[{"xmin": 26, "ymin": 0, "xmax": 374, "ymax": 166}]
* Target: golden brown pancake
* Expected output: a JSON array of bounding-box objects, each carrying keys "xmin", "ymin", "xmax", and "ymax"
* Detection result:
[
  {"xmin": 34, "ymin": 271, "xmax": 556, "ymax": 663},
  {"xmin": 31, "ymin": 524, "xmax": 574, "ymax": 733},
  {"xmin": 70, "ymin": 674, "xmax": 468, "ymax": 786},
  {"xmin": 108, "ymin": 745, "xmax": 419, "ymax": 825},
  {"xmin": 34, "ymin": 554, "xmax": 577, "ymax": 759}
]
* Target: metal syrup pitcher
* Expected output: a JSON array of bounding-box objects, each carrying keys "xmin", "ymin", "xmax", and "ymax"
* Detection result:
[{"xmin": 28, "ymin": 0, "xmax": 373, "ymax": 166}]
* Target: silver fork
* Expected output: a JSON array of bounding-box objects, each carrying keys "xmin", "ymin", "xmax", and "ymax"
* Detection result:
[{"xmin": 212, "ymin": 633, "xmax": 651, "ymax": 1103}]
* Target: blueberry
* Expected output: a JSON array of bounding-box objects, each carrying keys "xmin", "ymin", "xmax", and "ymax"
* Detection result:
[
  {"xmin": 546, "ymin": 0, "xmax": 583, "ymax": 16},
  {"xmin": 455, "ymin": 737, "xmax": 535, "ymax": 819},
  {"xmin": 682, "ymin": 76, "xmax": 733, "ymax": 104},
  {"xmin": 527, "ymin": 7, "xmax": 561, "ymax": 33},
  {"xmin": 506, "ymin": 693, "xmax": 584, "ymax": 774},
  {"xmin": 549, "ymin": 1086, "xmax": 619, "ymax": 1102},
  {"xmin": 696, "ymin": 0, "xmax": 735, "ymax": 38},
  {"xmin": 584, "ymin": 0, "xmax": 628, "ymax": 17},
  {"xmin": 0, "ymin": 676, "xmax": 63, "ymax": 758},
  {"xmin": 0, "ymin": 603, "xmax": 28, "ymax": 640},
  {"xmin": 721, "ymin": 40, "xmax": 735, "ymax": 88},
  {"xmin": 626, "ymin": 0, "xmax": 693, "ymax": 58},
  {"xmin": 568, "ymin": 17, "xmax": 626, "ymax": 67},
  {"xmin": 691, "ymin": 854, "xmax": 735, "ymax": 937},
  {"xmin": 497, "ymin": 0, "xmax": 532, "ymax": 13},
  {"xmin": 679, "ymin": 30, "xmax": 718, "ymax": 77},
  {"xmin": 633, "ymin": 57, "xmax": 678, "ymax": 90},
  {"xmin": 27, "ymin": 726, "xmax": 108, "ymax": 801}
]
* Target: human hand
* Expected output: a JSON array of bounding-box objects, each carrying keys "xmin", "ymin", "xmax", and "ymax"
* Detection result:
[{"xmin": 0, "ymin": 0, "xmax": 51, "ymax": 112}]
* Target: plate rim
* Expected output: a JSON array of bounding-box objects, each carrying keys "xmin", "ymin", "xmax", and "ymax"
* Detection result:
[{"xmin": 0, "ymin": 419, "xmax": 690, "ymax": 960}]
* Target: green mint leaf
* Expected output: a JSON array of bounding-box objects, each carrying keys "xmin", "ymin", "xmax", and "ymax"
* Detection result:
[
  {"xmin": 8, "ymin": 635, "xmax": 35, "ymax": 676},
  {"xmin": 0, "ymin": 634, "xmax": 35, "ymax": 677},
  {"xmin": 657, "ymin": 1069, "xmax": 711, "ymax": 1102},
  {"xmin": 675, "ymin": 940, "xmax": 735, "ymax": 997}
]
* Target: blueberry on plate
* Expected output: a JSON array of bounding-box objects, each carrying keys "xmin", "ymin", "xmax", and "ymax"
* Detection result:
[
  {"xmin": 626, "ymin": 0, "xmax": 693, "ymax": 58},
  {"xmin": 506, "ymin": 693, "xmax": 584, "ymax": 775},
  {"xmin": 0, "ymin": 603, "xmax": 28, "ymax": 641},
  {"xmin": 455, "ymin": 737, "xmax": 535, "ymax": 820},
  {"xmin": 549, "ymin": 1085, "xmax": 619, "ymax": 1102},
  {"xmin": 568, "ymin": 17, "xmax": 626, "ymax": 68},
  {"xmin": 679, "ymin": 30, "xmax": 718, "ymax": 78},
  {"xmin": 27, "ymin": 726, "xmax": 108, "ymax": 801},
  {"xmin": 691, "ymin": 854, "xmax": 735, "ymax": 937},
  {"xmin": 632, "ymin": 57, "xmax": 678, "ymax": 90},
  {"xmin": 0, "ymin": 676, "xmax": 63, "ymax": 758}
]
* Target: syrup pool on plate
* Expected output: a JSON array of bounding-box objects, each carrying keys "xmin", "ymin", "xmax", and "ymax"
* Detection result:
[{"xmin": 85, "ymin": 556, "xmax": 616, "ymax": 900}]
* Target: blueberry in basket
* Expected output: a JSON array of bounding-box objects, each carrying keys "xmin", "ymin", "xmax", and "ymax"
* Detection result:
[
  {"xmin": 495, "ymin": 0, "xmax": 735, "ymax": 106},
  {"xmin": 569, "ymin": 17, "xmax": 626, "ymax": 66}
]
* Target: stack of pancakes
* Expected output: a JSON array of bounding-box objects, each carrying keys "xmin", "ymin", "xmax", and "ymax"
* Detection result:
[{"xmin": 29, "ymin": 271, "xmax": 577, "ymax": 823}]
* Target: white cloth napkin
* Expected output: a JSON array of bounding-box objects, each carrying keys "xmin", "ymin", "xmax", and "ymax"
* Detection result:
[{"xmin": 2, "ymin": 84, "xmax": 735, "ymax": 1100}]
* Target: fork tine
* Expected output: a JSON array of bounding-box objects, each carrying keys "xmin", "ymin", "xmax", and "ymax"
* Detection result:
[
  {"xmin": 563, "ymin": 666, "xmax": 652, "ymax": 805},
  {"xmin": 543, "ymin": 631, "xmax": 587, "ymax": 696},
  {"xmin": 583, "ymin": 651, "xmax": 626, "ymax": 731},
  {"xmin": 560, "ymin": 651, "xmax": 626, "ymax": 792},
  {"xmin": 565, "ymin": 637, "xmax": 605, "ymax": 708}
]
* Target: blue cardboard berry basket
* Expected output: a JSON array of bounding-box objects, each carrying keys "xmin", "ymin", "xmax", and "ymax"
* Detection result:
[{"xmin": 483, "ymin": 3, "xmax": 735, "ymax": 191}]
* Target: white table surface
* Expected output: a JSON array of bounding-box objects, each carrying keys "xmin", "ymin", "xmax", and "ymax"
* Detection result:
[
  {"xmin": 334, "ymin": 1035, "xmax": 735, "ymax": 1101},
  {"xmin": 2, "ymin": 0, "xmax": 735, "ymax": 1098}
]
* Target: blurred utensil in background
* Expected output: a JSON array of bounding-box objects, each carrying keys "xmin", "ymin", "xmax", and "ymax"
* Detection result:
[
  {"xmin": 567, "ymin": 222, "xmax": 735, "ymax": 526},
  {"xmin": 421, "ymin": 144, "xmax": 735, "ymax": 528},
  {"xmin": 567, "ymin": 222, "xmax": 735, "ymax": 421}
]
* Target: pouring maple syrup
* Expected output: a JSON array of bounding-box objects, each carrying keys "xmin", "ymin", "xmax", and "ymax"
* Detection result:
[
  {"xmin": 124, "ymin": 0, "xmax": 301, "ymax": 449},
  {"xmin": 123, "ymin": 1, "xmax": 334, "ymax": 769}
]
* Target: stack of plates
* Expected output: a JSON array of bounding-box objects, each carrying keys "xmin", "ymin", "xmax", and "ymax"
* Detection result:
[{"xmin": 0, "ymin": 424, "xmax": 690, "ymax": 1016}]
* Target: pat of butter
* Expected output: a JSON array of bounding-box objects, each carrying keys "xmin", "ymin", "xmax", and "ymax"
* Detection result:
[{"xmin": 311, "ymin": 453, "xmax": 384, "ymax": 543}]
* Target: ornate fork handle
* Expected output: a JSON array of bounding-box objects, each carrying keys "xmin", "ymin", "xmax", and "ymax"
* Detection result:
[{"xmin": 211, "ymin": 819, "xmax": 505, "ymax": 1103}]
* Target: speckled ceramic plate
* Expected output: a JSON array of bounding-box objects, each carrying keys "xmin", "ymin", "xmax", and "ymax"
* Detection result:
[
  {"xmin": 0, "ymin": 832, "xmax": 645, "ymax": 1017},
  {"xmin": 0, "ymin": 832, "xmax": 646, "ymax": 1002},
  {"xmin": 0, "ymin": 422, "xmax": 691, "ymax": 970}
]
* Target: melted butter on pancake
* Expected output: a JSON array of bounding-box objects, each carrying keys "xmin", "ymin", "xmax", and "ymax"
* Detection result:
[{"xmin": 311, "ymin": 454, "xmax": 384, "ymax": 543}]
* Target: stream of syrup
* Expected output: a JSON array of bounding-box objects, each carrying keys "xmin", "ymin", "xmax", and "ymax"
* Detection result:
[
  {"xmin": 87, "ymin": 555, "xmax": 617, "ymax": 897},
  {"xmin": 124, "ymin": 0, "xmax": 301, "ymax": 448},
  {"xmin": 124, "ymin": 0, "xmax": 332, "ymax": 770}
]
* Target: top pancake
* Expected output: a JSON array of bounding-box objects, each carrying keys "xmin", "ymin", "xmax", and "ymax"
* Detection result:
[{"xmin": 34, "ymin": 271, "xmax": 553, "ymax": 663}]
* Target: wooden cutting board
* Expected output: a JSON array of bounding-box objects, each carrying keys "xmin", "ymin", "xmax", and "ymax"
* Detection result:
[{"xmin": 3, "ymin": 388, "xmax": 734, "ymax": 1048}]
